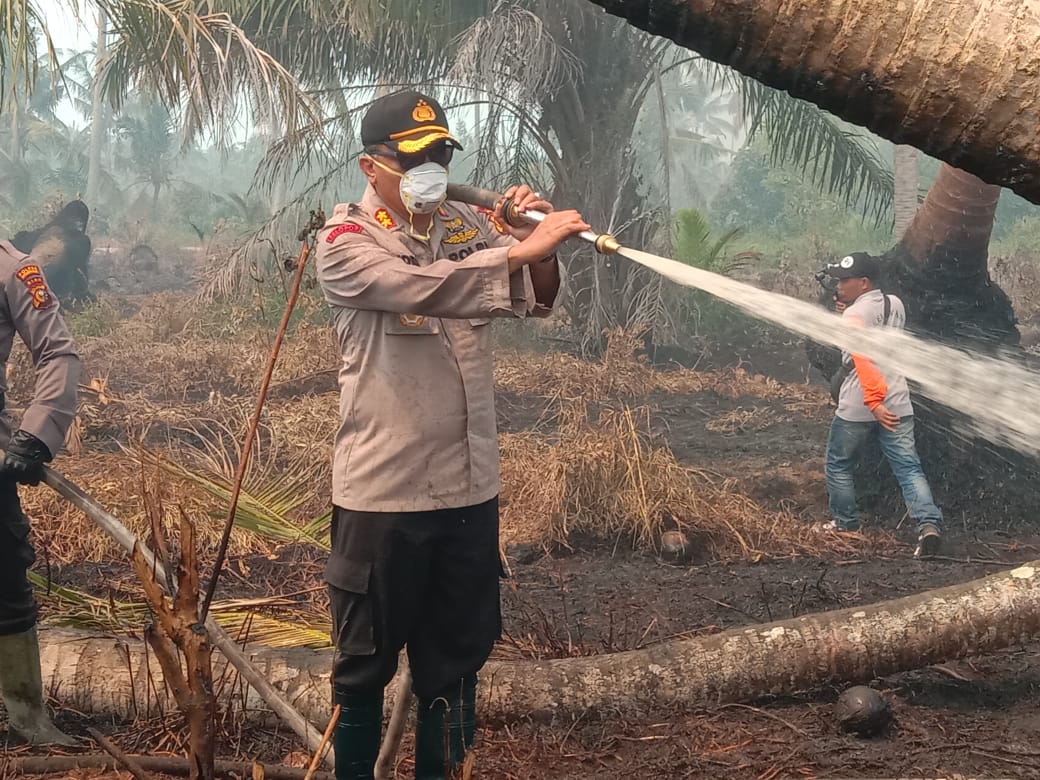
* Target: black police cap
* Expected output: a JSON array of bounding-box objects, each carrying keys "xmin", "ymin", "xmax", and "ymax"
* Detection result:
[{"xmin": 360, "ymin": 90, "xmax": 463, "ymax": 153}]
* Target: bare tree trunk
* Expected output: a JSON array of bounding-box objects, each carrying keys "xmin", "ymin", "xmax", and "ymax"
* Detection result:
[
  {"xmin": 9, "ymin": 92, "xmax": 22, "ymax": 163},
  {"xmin": 31, "ymin": 561, "xmax": 1040, "ymax": 723},
  {"xmin": 585, "ymin": 0, "xmax": 1040, "ymax": 206},
  {"xmin": 86, "ymin": 7, "xmax": 108, "ymax": 208},
  {"xmin": 886, "ymin": 163, "xmax": 1011, "ymax": 345},
  {"xmin": 892, "ymin": 145, "xmax": 919, "ymax": 240},
  {"xmin": 131, "ymin": 514, "xmax": 215, "ymax": 780}
]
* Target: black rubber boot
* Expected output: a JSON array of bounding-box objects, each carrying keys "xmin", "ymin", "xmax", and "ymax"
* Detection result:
[
  {"xmin": 457, "ymin": 675, "xmax": 477, "ymax": 756},
  {"xmin": 333, "ymin": 689, "xmax": 383, "ymax": 780},
  {"xmin": 414, "ymin": 697, "xmax": 450, "ymax": 780},
  {"xmin": 415, "ymin": 677, "xmax": 477, "ymax": 779}
]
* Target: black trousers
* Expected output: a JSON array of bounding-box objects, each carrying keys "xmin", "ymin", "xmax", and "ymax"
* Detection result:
[
  {"xmin": 0, "ymin": 480, "xmax": 38, "ymax": 636},
  {"xmin": 326, "ymin": 497, "xmax": 501, "ymax": 701}
]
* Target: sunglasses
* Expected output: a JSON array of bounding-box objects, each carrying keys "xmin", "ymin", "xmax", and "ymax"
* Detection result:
[{"xmin": 367, "ymin": 142, "xmax": 454, "ymax": 171}]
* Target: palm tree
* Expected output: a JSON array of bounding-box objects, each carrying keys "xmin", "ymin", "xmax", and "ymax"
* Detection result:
[
  {"xmin": 585, "ymin": 0, "xmax": 1040, "ymax": 207},
  {"xmin": 114, "ymin": 99, "xmax": 177, "ymax": 210},
  {"xmin": 236, "ymin": 0, "xmax": 893, "ymax": 347},
  {"xmin": 2, "ymin": 0, "xmax": 321, "ymax": 145},
  {"xmin": 892, "ymin": 146, "xmax": 920, "ymax": 240}
]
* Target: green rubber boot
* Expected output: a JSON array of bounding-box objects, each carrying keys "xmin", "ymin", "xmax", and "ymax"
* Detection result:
[
  {"xmin": 333, "ymin": 689, "xmax": 384, "ymax": 780},
  {"xmin": 0, "ymin": 627, "xmax": 77, "ymax": 746}
]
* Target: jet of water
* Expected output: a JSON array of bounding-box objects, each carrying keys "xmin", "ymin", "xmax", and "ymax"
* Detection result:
[{"xmin": 618, "ymin": 246, "xmax": 1040, "ymax": 459}]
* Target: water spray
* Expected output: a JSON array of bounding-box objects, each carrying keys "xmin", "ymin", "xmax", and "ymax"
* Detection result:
[
  {"xmin": 448, "ymin": 182, "xmax": 1040, "ymax": 460},
  {"xmin": 445, "ymin": 183, "xmax": 621, "ymax": 255}
]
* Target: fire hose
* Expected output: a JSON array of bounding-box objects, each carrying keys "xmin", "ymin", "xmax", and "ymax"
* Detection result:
[{"xmin": 445, "ymin": 183, "xmax": 622, "ymax": 255}]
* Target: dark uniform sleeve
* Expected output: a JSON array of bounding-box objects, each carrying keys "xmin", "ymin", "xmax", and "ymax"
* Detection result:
[{"xmin": 4, "ymin": 259, "xmax": 81, "ymax": 456}]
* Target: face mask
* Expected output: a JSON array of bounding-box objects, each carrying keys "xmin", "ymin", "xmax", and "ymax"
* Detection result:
[{"xmin": 398, "ymin": 161, "xmax": 449, "ymax": 215}]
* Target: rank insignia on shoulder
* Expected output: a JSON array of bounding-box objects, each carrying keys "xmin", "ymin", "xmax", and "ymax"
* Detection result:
[
  {"xmin": 326, "ymin": 223, "xmax": 363, "ymax": 243},
  {"xmin": 374, "ymin": 208, "xmax": 397, "ymax": 229},
  {"xmin": 16, "ymin": 265, "xmax": 53, "ymax": 310}
]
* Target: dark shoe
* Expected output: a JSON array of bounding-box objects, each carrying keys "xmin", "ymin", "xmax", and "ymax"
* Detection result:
[
  {"xmin": 914, "ymin": 523, "xmax": 942, "ymax": 558},
  {"xmin": 814, "ymin": 520, "xmax": 860, "ymax": 533},
  {"xmin": 333, "ymin": 689, "xmax": 383, "ymax": 780}
]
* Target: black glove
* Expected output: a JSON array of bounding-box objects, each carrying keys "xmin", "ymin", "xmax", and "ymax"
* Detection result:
[{"xmin": 0, "ymin": 430, "xmax": 53, "ymax": 486}]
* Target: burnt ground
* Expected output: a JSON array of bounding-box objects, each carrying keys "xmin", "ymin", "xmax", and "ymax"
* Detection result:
[
  {"xmin": 11, "ymin": 333, "xmax": 1040, "ymax": 779},
  {"xmin": 484, "ymin": 335, "xmax": 1040, "ymax": 779}
]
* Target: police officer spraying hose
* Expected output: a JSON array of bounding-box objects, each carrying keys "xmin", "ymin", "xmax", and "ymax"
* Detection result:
[
  {"xmin": 316, "ymin": 90, "xmax": 590, "ymax": 779},
  {"xmin": 0, "ymin": 239, "xmax": 81, "ymax": 745}
]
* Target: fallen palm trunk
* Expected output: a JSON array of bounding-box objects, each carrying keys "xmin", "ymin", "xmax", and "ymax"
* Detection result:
[
  {"xmin": 35, "ymin": 562, "xmax": 1040, "ymax": 723},
  {"xmin": 1, "ymin": 754, "xmax": 333, "ymax": 780}
]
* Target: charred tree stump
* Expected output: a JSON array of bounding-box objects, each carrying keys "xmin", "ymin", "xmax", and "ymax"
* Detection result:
[{"xmin": 131, "ymin": 512, "xmax": 215, "ymax": 780}]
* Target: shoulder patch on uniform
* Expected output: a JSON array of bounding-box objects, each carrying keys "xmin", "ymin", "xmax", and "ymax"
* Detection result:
[
  {"xmin": 16, "ymin": 265, "xmax": 53, "ymax": 310},
  {"xmin": 374, "ymin": 208, "xmax": 397, "ymax": 229},
  {"xmin": 326, "ymin": 223, "xmax": 363, "ymax": 243}
]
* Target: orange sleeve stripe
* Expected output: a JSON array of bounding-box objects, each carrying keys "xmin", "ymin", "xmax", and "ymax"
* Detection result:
[
  {"xmin": 851, "ymin": 353, "xmax": 888, "ymax": 409},
  {"xmin": 845, "ymin": 314, "xmax": 888, "ymax": 409}
]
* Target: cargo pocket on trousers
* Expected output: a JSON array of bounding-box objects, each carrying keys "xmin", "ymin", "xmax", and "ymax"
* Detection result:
[{"xmin": 325, "ymin": 556, "xmax": 377, "ymax": 656}]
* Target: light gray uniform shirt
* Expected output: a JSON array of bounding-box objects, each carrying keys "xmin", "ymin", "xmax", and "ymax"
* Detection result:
[
  {"xmin": 0, "ymin": 241, "xmax": 82, "ymax": 454},
  {"xmin": 316, "ymin": 186, "xmax": 547, "ymax": 512}
]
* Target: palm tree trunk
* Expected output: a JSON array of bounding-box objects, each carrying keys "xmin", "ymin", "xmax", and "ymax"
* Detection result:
[
  {"xmin": 9, "ymin": 91, "xmax": 22, "ymax": 162},
  {"xmin": 892, "ymin": 145, "xmax": 919, "ymax": 240},
  {"xmin": 86, "ymin": 8, "xmax": 108, "ymax": 209},
  {"xmin": 584, "ymin": 0, "xmax": 1040, "ymax": 206},
  {"xmin": 35, "ymin": 560, "xmax": 1040, "ymax": 721},
  {"xmin": 899, "ymin": 164, "xmax": 1002, "ymax": 278}
]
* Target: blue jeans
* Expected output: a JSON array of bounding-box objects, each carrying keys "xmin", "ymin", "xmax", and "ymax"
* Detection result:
[{"xmin": 825, "ymin": 416, "xmax": 943, "ymax": 532}]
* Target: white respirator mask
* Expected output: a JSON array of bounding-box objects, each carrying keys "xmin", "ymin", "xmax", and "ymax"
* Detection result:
[{"xmin": 398, "ymin": 162, "xmax": 449, "ymax": 215}]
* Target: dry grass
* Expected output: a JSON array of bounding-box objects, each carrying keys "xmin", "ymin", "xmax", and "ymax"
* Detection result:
[
  {"xmin": 495, "ymin": 328, "xmax": 826, "ymax": 404},
  {"xmin": 18, "ymin": 298, "xmax": 846, "ymax": 612},
  {"xmin": 499, "ymin": 399, "xmax": 829, "ymax": 561}
]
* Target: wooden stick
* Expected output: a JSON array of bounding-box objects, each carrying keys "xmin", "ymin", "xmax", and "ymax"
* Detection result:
[
  {"xmin": 375, "ymin": 662, "xmax": 414, "ymax": 780},
  {"xmin": 87, "ymin": 727, "xmax": 157, "ymax": 780},
  {"xmin": 41, "ymin": 465, "xmax": 331, "ymax": 768},
  {"xmin": 304, "ymin": 704, "xmax": 340, "ymax": 780},
  {"xmin": 201, "ymin": 208, "xmax": 325, "ymax": 622},
  {"xmin": 2, "ymin": 754, "xmax": 335, "ymax": 780}
]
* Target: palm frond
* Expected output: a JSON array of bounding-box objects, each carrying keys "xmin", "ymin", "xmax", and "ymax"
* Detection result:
[
  {"xmin": 449, "ymin": 2, "xmax": 580, "ymax": 105},
  {"xmin": 741, "ymin": 79, "xmax": 894, "ymax": 224},
  {"xmin": 0, "ymin": 0, "xmax": 61, "ymax": 109},
  {"xmin": 139, "ymin": 447, "xmax": 330, "ymax": 549},
  {"xmin": 97, "ymin": 0, "xmax": 322, "ymax": 148},
  {"xmin": 32, "ymin": 573, "xmax": 332, "ymax": 648}
]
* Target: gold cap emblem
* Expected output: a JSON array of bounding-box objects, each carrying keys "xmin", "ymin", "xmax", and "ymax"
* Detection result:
[{"xmin": 412, "ymin": 100, "xmax": 437, "ymax": 123}]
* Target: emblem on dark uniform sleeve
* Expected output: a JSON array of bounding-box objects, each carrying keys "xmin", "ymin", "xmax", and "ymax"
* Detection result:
[{"xmin": 15, "ymin": 265, "xmax": 54, "ymax": 310}]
